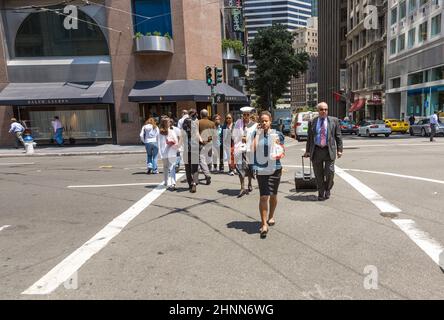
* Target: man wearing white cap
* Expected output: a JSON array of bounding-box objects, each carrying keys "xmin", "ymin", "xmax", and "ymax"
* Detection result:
[{"xmin": 233, "ymin": 106, "xmax": 257, "ymax": 197}]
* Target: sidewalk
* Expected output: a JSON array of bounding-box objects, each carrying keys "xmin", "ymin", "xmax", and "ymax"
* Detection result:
[{"xmin": 0, "ymin": 144, "xmax": 146, "ymax": 158}]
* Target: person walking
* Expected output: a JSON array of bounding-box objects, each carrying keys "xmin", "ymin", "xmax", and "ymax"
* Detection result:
[
  {"xmin": 304, "ymin": 102, "xmax": 343, "ymax": 201},
  {"xmin": 252, "ymin": 111, "xmax": 285, "ymax": 239},
  {"xmin": 198, "ymin": 109, "xmax": 216, "ymax": 185},
  {"xmin": 182, "ymin": 109, "xmax": 200, "ymax": 193},
  {"xmin": 176, "ymin": 109, "xmax": 189, "ymax": 172},
  {"xmin": 430, "ymin": 111, "xmax": 439, "ymax": 142},
  {"xmin": 51, "ymin": 116, "xmax": 64, "ymax": 146},
  {"xmin": 233, "ymin": 107, "xmax": 257, "ymax": 197},
  {"xmin": 222, "ymin": 113, "xmax": 236, "ymax": 176},
  {"xmin": 212, "ymin": 114, "xmax": 224, "ymax": 173},
  {"xmin": 140, "ymin": 118, "xmax": 160, "ymax": 174},
  {"xmin": 409, "ymin": 114, "xmax": 416, "ymax": 126},
  {"xmin": 170, "ymin": 118, "xmax": 182, "ymax": 173},
  {"xmin": 8, "ymin": 118, "xmax": 25, "ymax": 149},
  {"xmin": 158, "ymin": 117, "xmax": 179, "ymax": 190}
]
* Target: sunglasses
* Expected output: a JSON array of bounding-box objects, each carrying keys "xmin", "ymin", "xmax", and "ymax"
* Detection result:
[{"xmin": 319, "ymin": 108, "xmax": 328, "ymax": 111}]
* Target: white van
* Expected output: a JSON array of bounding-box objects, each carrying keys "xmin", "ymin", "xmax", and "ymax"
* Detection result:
[{"xmin": 290, "ymin": 111, "xmax": 319, "ymax": 141}]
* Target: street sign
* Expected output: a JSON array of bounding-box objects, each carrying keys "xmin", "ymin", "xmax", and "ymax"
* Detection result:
[{"xmin": 215, "ymin": 94, "xmax": 226, "ymax": 103}]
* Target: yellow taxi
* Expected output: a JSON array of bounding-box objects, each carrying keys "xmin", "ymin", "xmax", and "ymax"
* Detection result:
[{"xmin": 384, "ymin": 119, "xmax": 409, "ymax": 134}]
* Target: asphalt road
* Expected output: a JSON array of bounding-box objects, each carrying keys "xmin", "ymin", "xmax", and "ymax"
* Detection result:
[{"xmin": 1, "ymin": 134, "xmax": 444, "ymax": 300}]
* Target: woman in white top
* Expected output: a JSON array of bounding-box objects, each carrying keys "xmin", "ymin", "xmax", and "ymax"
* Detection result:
[
  {"xmin": 140, "ymin": 118, "xmax": 160, "ymax": 174},
  {"xmin": 157, "ymin": 117, "xmax": 179, "ymax": 190}
]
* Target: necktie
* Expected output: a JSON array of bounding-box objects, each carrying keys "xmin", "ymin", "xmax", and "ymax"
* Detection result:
[{"xmin": 320, "ymin": 118, "xmax": 326, "ymax": 147}]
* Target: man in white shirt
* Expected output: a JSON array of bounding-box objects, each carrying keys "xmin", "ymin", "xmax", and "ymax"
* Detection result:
[
  {"xmin": 176, "ymin": 110, "xmax": 189, "ymax": 171},
  {"xmin": 9, "ymin": 118, "xmax": 25, "ymax": 149},
  {"xmin": 430, "ymin": 111, "xmax": 439, "ymax": 142},
  {"xmin": 51, "ymin": 116, "xmax": 64, "ymax": 146},
  {"xmin": 177, "ymin": 109, "xmax": 189, "ymax": 130}
]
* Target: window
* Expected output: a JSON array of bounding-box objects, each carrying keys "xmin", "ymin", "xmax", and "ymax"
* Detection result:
[
  {"xmin": 133, "ymin": 0, "xmax": 172, "ymax": 37},
  {"xmin": 15, "ymin": 10, "xmax": 108, "ymax": 57},
  {"xmin": 391, "ymin": 77, "xmax": 401, "ymax": 88},
  {"xmin": 431, "ymin": 14, "xmax": 441, "ymax": 37},
  {"xmin": 420, "ymin": 0, "xmax": 428, "ymax": 6},
  {"xmin": 400, "ymin": 1, "xmax": 407, "ymax": 19},
  {"xmin": 408, "ymin": 28, "xmax": 416, "ymax": 47},
  {"xmin": 390, "ymin": 38, "xmax": 397, "ymax": 55},
  {"xmin": 398, "ymin": 33, "xmax": 406, "ymax": 51},
  {"xmin": 419, "ymin": 21, "xmax": 428, "ymax": 42},
  {"xmin": 431, "ymin": 66, "xmax": 444, "ymax": 81},
  {"xmin": 408, "ymin": 71, "xmax": 424, "ymax": 85},
  {"xmin": 409, "ymin": 0, "xmax": 417, "ymax": 12},
  {"xmin": 391, "ymin": 7, "xmax": 398, "ymax": 25}
]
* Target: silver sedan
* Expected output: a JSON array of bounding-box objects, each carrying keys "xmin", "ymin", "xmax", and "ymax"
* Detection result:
[
  {"xmin": 357, "ymin": 120, "xmax": 392, "ymax": 137},
  {"xmin": 409, "ymin": 118, "xmax": 444, "ymax": 137}
]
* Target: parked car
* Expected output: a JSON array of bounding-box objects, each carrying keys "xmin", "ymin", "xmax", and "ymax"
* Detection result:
[
  {"xmin": 384, "ymin": 119, "xmax": 409, "ymax": 134},
  {"xmin": 409, "ymin": 118, "xmax": 444, "ymax": 137},
  {"xmin": 357, "ymin": 120, "xmax": 392, "ymax": 137},
  {"xmin": 340, "ymin": 120, "xmax": 358, "ymax": 135},
  {"xmin": 290, "ymin": 111, "xmax": 319, "ymax": 141}
]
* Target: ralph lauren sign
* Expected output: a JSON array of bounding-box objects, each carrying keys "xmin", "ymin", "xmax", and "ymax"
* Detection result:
[{"xmin": 27, "ymin": 99, "xmax": 71, "ymax": 105}]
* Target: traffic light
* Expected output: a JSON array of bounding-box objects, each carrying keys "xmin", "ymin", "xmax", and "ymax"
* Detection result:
[
  {"xmin": 205, "ymin": 66, "xmax": 213, "ymax": 86},
  {"xmin": 214, "ymin": 67, "xmax": 223, "ymax": 84}
]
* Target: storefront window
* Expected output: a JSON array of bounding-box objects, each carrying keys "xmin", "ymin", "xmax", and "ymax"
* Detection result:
[
  {"xmin": 15, "ymin": 10, "xmax": 109, "ymax": 57},
  {"xmin": 133, "ymin": 0, "xmax": 173, "ymax": 37},
  {"xmin": 18, "ymin": 105, "xmax": 111, "ymax": 140},
  {"xmin": 408, "ymin": 71, "xmax": 424, "ymax": 85}
]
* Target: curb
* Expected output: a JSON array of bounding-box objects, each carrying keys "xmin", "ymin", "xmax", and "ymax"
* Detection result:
[{"xmin": 0, "ymin": 151, "xmax": 146, "ymax": 158}]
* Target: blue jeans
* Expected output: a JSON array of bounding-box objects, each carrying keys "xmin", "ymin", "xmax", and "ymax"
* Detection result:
[
  {"xmin": 55, "ymin": 128, "xmax": 64, "ymax": 145},
  {"xmin": 145, "ymin": 142, "xmax": 158, "ymax": 172}
]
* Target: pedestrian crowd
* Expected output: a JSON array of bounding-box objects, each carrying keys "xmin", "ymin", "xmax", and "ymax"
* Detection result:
[{"xmin": 139, "ymin": 102, "xmax": 344, "ymax": 239}]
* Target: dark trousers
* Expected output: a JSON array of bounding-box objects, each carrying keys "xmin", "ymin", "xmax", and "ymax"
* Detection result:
[
  {"xmin": 430, "ymin": 124, "xmax": 437, "ymax": 141},
  {"xmin": 185, "ymin": 160, "xmax": 199, "ymax": 188},
  {"xmin": 312, "ymin": 146, "xmax": 335, "ymax": 197}
]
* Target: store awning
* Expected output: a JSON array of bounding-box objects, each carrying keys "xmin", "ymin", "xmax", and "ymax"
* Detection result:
[
  {"xmin": 349, "ymin": 99, "xmax": 365, "ymax": 112},
  {"xmin": 128, "ymin": 80, "xmax": 249, "ymax": 104},
  {"xmin": 0, "ymin": 81, "xmax": 114, "ymax": 106}
]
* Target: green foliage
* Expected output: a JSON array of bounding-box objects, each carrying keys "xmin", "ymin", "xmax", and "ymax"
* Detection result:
[
  {"xmin": 222, "ymin": 39, "xmax": 244, "ymax": 55},
  {"xmin": 145, "ymin": 32, "xmax": 152, "ymax": 36},
  {"xmin": 152, "ymin": 31, "xmax": 162, "ymax": 36},
  {"xmin": 164, "ymin": 32, "xmax": 171, "ymax": 39},
  {"xmin": 249, "ymin": 24, "xmax": 310, "ymax": 110},
  {"xmin": 135, "ymin": 32, "xmax": 143, "ymax": 39}
]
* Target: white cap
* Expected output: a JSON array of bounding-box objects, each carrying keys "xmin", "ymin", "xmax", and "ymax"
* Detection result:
[{"xmin": 240, "ymin": 106, "xmax": 254, "ymax": 114}]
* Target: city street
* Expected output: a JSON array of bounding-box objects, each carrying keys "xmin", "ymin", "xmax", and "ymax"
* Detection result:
[{"xmin": 1, "ymin": 135, "xmax": 444, "ymax": 300}]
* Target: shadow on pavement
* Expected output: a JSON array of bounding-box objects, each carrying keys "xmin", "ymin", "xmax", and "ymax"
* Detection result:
[
  {"xmin": 285, "ymin": 194, "xmax": 318, "ymax": 202},
  {"xmin": 227, "ymin": 221, "xmax": 261, "ymax": 235},
  {"xmin": 217, "ymin": 189, "xmax": 239, "ymax": 196}
]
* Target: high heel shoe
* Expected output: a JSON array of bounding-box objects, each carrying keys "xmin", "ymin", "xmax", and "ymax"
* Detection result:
[
  {"xmin": 237, "ymin": 189, "xmax": 247, "ymax": 198},
  {"xmin": 260, "ymin": 226, "xmax": 268, "ymax": 239}
]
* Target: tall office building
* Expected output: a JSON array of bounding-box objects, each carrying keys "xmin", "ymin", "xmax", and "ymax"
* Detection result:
[
  {"xmin": 318, "ymin": 0, "xmax": 348, "ymax": 117},
  {"xmin": 244, "ymin": 0, "xmax": 312, "ymax": 106},
  {"xmin": 312, "ymin": 0, "xmax": 318, "ymax": 16}
]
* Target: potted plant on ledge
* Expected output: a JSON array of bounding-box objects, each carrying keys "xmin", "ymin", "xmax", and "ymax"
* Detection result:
[
  {"xmin": 134, "ymin": 31, "xmax": 174, "ymax": 54},
  {"xmin": 222, "ymin": 39, "xmax": 243, "ymax": 62}
]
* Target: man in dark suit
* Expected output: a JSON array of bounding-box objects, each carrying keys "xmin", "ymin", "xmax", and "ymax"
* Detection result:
[{"xmin": 303, "ymin": 102, "xmax": 343, "ymax": 201}]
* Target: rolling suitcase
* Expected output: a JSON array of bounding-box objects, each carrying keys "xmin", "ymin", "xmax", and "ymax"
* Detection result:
[{"xmin": 295, "ymin": 156, "xmax": 317, "ymax": 192}]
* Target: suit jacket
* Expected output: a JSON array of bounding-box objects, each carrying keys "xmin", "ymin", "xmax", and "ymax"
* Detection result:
[{"xmin": 306, "ymin": 116, "xmax": 343, "ymax": 160}]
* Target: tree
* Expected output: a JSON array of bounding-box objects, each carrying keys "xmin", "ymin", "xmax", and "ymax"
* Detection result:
[{"xmin": 249, "ymin": 24, "xmax": 310, "ymax": 110}]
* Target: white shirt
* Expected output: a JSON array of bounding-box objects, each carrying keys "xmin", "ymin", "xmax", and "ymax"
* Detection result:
[
  {"xmin": 9, "ymin": 122, "xmax": 24, "ymax": 134},
  {"xmin": 430, "ymin": 114, "xmax": 439, "ymax": 125},
  {"xmin": 51, "ymin": 119, "xmax": 62, "ymax": 132},
  {"xmin": 140, "ymin": 124, "xmax": 159, "ymax": 144},
  {"xmin": 157, "ymin": 129, "xmax": 179, "ymax": 159}
]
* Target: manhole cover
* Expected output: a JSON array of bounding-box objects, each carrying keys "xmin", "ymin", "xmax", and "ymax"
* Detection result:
[{"xmin": 380, "ymin": 213, "xmax": 398, "ymax": 219}]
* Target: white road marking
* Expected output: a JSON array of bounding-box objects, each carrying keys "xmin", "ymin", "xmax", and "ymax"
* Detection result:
[
  {"xmin": 0, "ymin": 162, "xmax": 35, "ymax": 166},
  {"xmin": 0, "ymin": 225, "xmax": 11, "ymax": 232},
  {"xmin": 392, "ymin": 219, "xmax": 444, "ymax": 268},
  {"xmin": 343, "ymin": 142, "xmax": 444, "ymax": 148},
  {"xmin": 335, "ymin": 166, "xmax": 401, "ymax": 213},
  {"xmin": 343, "ymin": 169, "xmax": 444, "ymax": 185},
  {"xmin": 23, "ymin": 174, "xmax": 184, "ymax": 295},
  {"xmin": 67, "ymin": 183, "xmax": 160, "ymax": 188}
]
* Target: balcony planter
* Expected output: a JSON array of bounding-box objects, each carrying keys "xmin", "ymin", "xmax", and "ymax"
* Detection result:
[
  {"xmin": 223, "ymin": 48, "xmax": 241, "ymax": 62},
  {"xmin": 222, "ymin": 39, "xmax": 243, "ymax": 63},
  {"xmin": 134, "ymin": 34, "xmax": 174, "ymax": 54}
]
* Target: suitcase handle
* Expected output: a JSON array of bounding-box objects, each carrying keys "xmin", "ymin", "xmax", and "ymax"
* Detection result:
[{"xmin": 301, "ymin": 156, "xmax": 313, "ymax": 180}]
